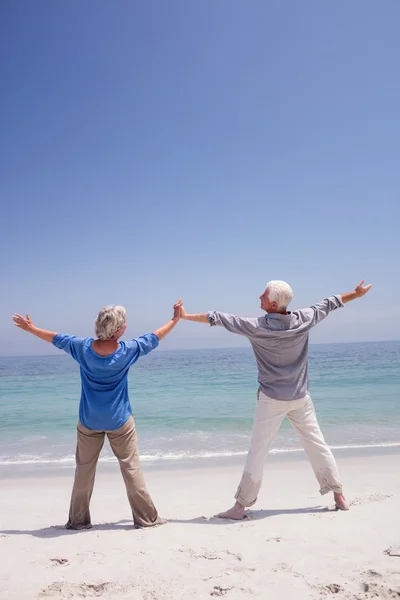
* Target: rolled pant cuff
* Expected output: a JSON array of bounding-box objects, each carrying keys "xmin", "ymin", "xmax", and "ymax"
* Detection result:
[
  {"xmin": 319, "ymin": 485, "xmax": 343, "ymax": 496},
  {"xmin": 234, "ymin": 490, "xmax": 256, "ymax": 508}
]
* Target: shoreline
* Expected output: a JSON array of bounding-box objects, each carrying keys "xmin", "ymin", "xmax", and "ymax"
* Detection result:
[{"xmin": 1, "ymin": 443, "xmax": 399, "ymax": 480}]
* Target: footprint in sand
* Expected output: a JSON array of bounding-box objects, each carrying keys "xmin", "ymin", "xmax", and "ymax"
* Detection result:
[
  {"xmin": 272, "ymin": 562, "xmax": 292, "ymax": 573},
  {"xmin": 49, "ymin": 558, "xmax": 69, "ymax": 567},
  {"xmin": 210, "ymin": 585, "xmax": 233, "ymax": 596},
  {"xmin": 323, "ymin": 583, "xmax": 342, "ymax": 594},
  {"xmin": 38, "ymin": 581, "xmax": 128, "ymax": 598},
  {"xmin": 319, "ymin": 581, "xmax": 400, "ymax": 598},
  {"xmin": 364, "ymin": 569, "xmax": 383, "ymax": 578},
  {"xmin": 359, "ymin": 581, "xmax": 400, "ymax": 598},
  {"xmin": 179, "ymin": 547, "xmax": 242, "ymax": 562},
  {"xmin": 384, "ymin": 546, "xmax": 400, "ymax": 558}
]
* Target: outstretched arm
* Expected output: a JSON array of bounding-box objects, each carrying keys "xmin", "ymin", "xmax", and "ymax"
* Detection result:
[
  {"xmin": 341, "ymin": 280, "xmax": 372, "ymax": 304},
  {"xmin": 297, "ymin": 280, "xmax": 373, "ymax": 328},
  {"xmin": 180, "ymin": 306, "xmax": 209, "ymax": 324},
  {"xmin": 153, "ymin": 299, "xmax": 183, "ymax": 341},
  {"xmin": 12, "ymin": 314, "xmax": 56, "ymax": 343},
  {"xmin": 180, "ymin": 305, "xmax": 259, "ymax": 337}
]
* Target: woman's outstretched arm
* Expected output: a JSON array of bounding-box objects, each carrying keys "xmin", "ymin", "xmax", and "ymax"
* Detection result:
[{"xmin": 12, "ymin": 314, "xmax": 57, "ymax": 343}]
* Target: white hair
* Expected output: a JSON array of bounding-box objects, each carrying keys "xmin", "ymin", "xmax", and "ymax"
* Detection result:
[
  {"xmin": 95, "ymin": 305, "xmax": 126, "ymax": 341},
  {"xmin": 265, "ymin": 280, "xmax": 293, "ymax": 310}
]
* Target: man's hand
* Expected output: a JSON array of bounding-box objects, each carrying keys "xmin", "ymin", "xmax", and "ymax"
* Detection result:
[
  {"xmin": 341, "ymin": 280, "xmax": 372, "ymax": 304},
  {"xmin": 180, "ymin": 304, "xmax": 187, "ymax": 320},
  {"xmin": 12, "ymin": 313, "xmax": 34, "ymax": 332},
  {"xmin": 354, "ymin": 280, "xmax": 372, "ymax": 298}
]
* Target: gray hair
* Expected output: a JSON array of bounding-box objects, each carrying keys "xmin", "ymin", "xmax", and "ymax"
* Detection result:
[
  {"xmin": 95, "ymin": 305, "xmax": 126, "ymax": 341},
  {"xmin": 265, "ymin": 280, "xmax": 293, "ymax": 310}
]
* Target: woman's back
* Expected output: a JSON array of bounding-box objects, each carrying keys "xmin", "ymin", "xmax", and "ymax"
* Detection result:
[{"xmin": 52, "ymin": 333, "xmax": 159, "ymax": 430}]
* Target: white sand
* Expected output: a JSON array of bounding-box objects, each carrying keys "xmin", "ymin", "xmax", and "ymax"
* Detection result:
[{"xmin": 1, "ymin": 453, "xmax": 399, "ymax": 600}]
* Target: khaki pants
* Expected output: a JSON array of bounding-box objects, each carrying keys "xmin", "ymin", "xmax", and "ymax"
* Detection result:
[
  {"xmin": 235, "ymin": 391, "xmax": 343, "ymax": 508},
  {"xmin": 67, "ymin": 416, "xmax": 159, "ymax": 529}
]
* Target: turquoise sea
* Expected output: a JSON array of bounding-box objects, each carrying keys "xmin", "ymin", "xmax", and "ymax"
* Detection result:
[{"xmin": 0, "ymin": 342, "xmax": 399, "ymax": 468}]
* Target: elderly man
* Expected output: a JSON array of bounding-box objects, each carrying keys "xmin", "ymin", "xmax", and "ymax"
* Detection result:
[{"xmin": 181, "ymin": 280, "xmax": 372, "ymax": 519}]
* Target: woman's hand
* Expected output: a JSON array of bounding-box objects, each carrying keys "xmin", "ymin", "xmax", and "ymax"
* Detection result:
[
  {"xmin": 12, "ymin": 313, "xmax": 34, "ymax": 332},
  {"xmin": 12, "ymin": 314, "xmax": 57, "ymax": 342}
]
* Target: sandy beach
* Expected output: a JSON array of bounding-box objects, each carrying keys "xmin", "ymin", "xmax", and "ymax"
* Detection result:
[{"xmin": 0, "ymin": 452, "xmax": 399, "ymax": 600}]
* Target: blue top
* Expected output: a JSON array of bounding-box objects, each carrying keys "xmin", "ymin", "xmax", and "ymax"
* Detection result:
[{"xmin": 52, "ymin": 333, "xmax": 159, "ymax": 430}]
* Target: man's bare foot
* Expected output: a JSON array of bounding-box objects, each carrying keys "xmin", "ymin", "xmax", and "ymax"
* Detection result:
[
  {"xmin": 334, "ymin": 492, "xmax": 349, "ymax": 511},
  {"xmin": 216, "ymin": 503, "xmax": 246, "ymax": 520}
]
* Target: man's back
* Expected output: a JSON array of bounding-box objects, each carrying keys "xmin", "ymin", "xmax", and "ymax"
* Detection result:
[{"xmin": 207, "ymin": 295, "xmax": 344, "ymax": 400}]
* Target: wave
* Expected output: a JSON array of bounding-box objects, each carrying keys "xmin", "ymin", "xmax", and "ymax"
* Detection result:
[{"xmin": 0, "ymin": 441, "xmax": 399, "ymax": 466}]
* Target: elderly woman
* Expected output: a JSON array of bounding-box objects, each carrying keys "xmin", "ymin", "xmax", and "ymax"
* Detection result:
[{"xmin": 12, "ymin": 300, "xmax": 182, "ymax": 529}]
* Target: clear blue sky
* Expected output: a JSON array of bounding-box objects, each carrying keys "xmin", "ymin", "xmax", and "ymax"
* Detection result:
[{"xmin": 1, "ymin": 1, "xmax": 399, "ymax": 356}]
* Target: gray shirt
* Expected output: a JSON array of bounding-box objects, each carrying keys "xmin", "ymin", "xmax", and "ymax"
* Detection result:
[{"xmin": 207, "ymin": 295, "xmax": 344, "ymax": 400}]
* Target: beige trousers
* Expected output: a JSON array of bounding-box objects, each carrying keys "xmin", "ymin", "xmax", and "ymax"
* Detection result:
[
  {"xmin": 235, "ymin": 391, "xmax": 343, "ymax": 508},
  {"xmin": 67, "ymin": 416, "xmax": 159, "ymax": 529}
]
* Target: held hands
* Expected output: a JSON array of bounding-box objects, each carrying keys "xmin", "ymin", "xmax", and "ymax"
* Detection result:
[
  {"xmin": 172, "ymin": 299, "xmax": 188, "ymax": 321},
  {"xmin": 12, "ymin": 313, "xmax": 34, "ymax": 331},
  {"xmin": 153, "ymin": 299, "xmax": 183, "ymax": 341},
  {"xmin": 172, "ymin": 299, "xmax": 183, "ymax": 321},
  {"xmin": 354, "ymin": 280, "xmax": 372, "ymax": 298}
]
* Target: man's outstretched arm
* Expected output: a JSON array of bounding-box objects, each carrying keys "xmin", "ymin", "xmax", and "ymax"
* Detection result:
[
  {"xmin": 180, "ymin": 307, "xmax": 209, "ymax": 324},
  {"xmin": 341, "ymin": 280, "xmax": 372, "ymax": 304},
  {"xmin": 180, "ymin": 305, "xmax": 259, "ymax": 337},
  {"xmin": 298, "ymin": 280, "xmax": 373, "ymax": 328},
  {"xmin": 12, "ymin": 314, "xmax": 57, "ymax": 343}
]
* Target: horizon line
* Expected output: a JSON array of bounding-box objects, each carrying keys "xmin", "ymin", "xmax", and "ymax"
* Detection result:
[{"xmin": 1, "ymin": 339, "xmax": 399, "ymax": 359}]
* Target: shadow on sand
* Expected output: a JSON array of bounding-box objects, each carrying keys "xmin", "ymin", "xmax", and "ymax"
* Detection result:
[{"xmin": 0, "ymin": 506, "xmax": 336, "ymax": 538}]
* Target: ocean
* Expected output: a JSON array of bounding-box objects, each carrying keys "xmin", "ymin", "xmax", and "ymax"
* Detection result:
[{"xmin": 0, "ymin": 342, "xmax": 399, "ymax": 469}]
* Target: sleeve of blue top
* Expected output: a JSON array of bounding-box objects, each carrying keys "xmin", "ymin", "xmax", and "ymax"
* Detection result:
[
  {"xmin": 52, "ymin": 333, "xmax": 85, "ymax": 361},
  {"xmin": 125, "ymin": 333, "xmax": 159, "ymax": 362}
]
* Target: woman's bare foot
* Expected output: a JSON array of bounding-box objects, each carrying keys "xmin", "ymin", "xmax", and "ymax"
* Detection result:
[
  {"xmin": 216, "ymin": 502, "xmax": 246, "ymax": 520},
  {"xmin": 334, "ymin": 492, "xmax": 349, "ymax": 511}
]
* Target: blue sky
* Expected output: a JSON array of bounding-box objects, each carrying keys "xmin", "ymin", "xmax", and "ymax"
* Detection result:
[{"xmin": 1, "ymin": 1, "xmax": 399, "ymax": 356}]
